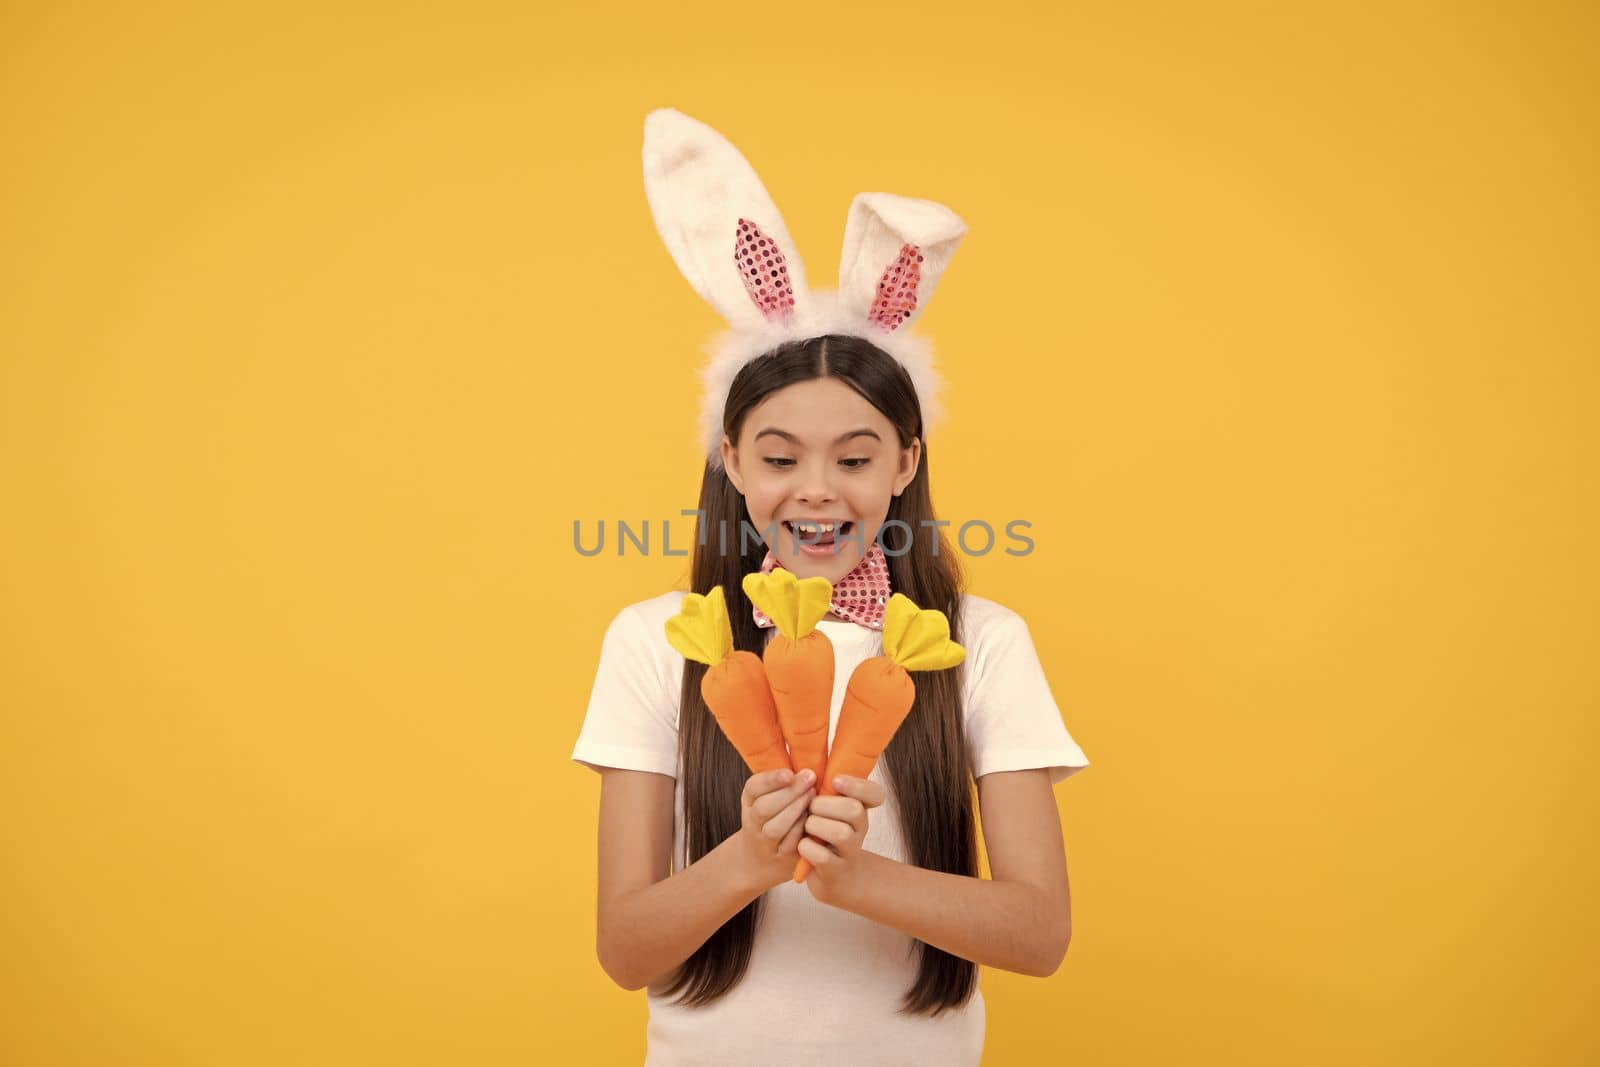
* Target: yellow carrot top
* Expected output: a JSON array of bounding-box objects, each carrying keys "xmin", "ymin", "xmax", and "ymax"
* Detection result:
[
  {"xmin": 882, "ymin": 592, "xmax": 966, "ymax": 671},
  {"xmin": 664, "ymin": 585, "xmax": 735, "ymax": 666},
  {"xmin": 741, "ymin": 570, "xmax": 833, "ymax": 641}
]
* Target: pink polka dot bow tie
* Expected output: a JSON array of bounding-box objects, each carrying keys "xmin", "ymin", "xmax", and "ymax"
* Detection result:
[{"xmin": 752, "ymin": 538, "xmax": 892, "ymax": 632}]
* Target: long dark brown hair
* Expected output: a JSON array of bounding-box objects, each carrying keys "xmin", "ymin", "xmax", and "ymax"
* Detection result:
[{"xmin": 656, "ymin": 333, "xmax": 978, "ymax": 1017}]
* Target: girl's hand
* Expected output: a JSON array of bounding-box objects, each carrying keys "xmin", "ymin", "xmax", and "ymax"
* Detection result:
[
  {"xmin": 797, "ymin": 775, "xmax": 888, "ymax": 905},
  {"xmin": 734, "ymin": 767, "xmax": 817, "ymax": 892}
]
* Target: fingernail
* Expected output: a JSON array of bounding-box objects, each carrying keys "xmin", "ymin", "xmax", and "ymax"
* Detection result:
[
  {"xmin": 779, "ymin": 770, "xmax": 793, "ymax": 783},
  {"xmin": 834, "ymin": 777, "xmax": 847, "ymax": 791},
  {"xmin": 799, "ymin": 769, "xmax": 814, "ymax": 783}
]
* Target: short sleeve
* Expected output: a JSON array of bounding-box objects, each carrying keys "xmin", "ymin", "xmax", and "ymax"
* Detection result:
[
  {"xmin": 570, "ymin": 604, "xmax": 680, "ymax": 778},
  {"xmin": 964, "ymin": 611, "xmax": 1090, "ymax": 785}
]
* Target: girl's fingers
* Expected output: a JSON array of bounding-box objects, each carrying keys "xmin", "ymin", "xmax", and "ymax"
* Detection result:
[
  {"xmin": 762, "ymin": 787, "xmax": 815, "ymax": 841},
  {"xmin": 777, "ymin": 814, "xmax": 806, "ymax": 857},
  {"xmin": 808, "ymin": 795, "xmax": 866, "ymax": 826},
  {"xmin": 750, "ymin": 769, "xmax": 814, "ymax": 819},
  {"xmin": 797, "ymin": 836, "xmax": 834, "ymax": 866},
  {"xmin": 742, "ymin": 768, "xmax": 795, "ymax": 806},
  {"xmin": 803, "ymin": 814, "xmax": 854, "ymax": 848},
  {"xmin": 833, "ymin": 775, "xmax": 887, "ymax": 809}
]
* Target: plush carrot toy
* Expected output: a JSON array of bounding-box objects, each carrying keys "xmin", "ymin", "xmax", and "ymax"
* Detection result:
[
  {"xmin": 793, "ymin": 591, "xmax": 966, "ymax": 884},
  {"xmin": 664, "ymin": 585, "xmax": 792, "ymax": 774},
  {"xmin": 742, "ymin": 570, "xmax": 835, "ymax": 789}
]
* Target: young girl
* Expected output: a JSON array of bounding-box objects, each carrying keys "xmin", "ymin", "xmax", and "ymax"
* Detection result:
[{"xmin": 570, "ymin": 109, "xmax": 1090, "ymax": 1066}]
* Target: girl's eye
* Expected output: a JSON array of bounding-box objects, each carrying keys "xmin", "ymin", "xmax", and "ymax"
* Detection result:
[{"xmin": 763, "ymin": 457, "xmax": 870, "ymax": 470}]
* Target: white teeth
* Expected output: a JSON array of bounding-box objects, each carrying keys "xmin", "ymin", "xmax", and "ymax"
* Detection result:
[{"xmin": 789, "ymin": 520, "xmax": 844, "ymax": 533}]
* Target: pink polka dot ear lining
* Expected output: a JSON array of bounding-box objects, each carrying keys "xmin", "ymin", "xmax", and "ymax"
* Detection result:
[
  {"xmin": 736, "ymin": 217, "xmax": 797, "ymax": 321},
  {"xmin": 867, "ymin": 244, "xmax": 923, "ymax": 331}
]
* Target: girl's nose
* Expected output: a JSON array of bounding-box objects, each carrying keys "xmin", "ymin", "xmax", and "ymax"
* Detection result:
[
  {"xmin": 795, "ymin": 474, "xmax": 838, "ymax": 506},
  {"xmin": 790, "ymin": 456, "xmax": 842, "ymax": 508}
]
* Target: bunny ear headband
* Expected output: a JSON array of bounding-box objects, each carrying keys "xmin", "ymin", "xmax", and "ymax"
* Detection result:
[{"xmin": 641, "ymin": 107, "xmax": 968, "ymax": 472}]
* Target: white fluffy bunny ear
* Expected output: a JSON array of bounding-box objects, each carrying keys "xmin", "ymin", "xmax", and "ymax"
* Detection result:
[
  {"xmin": 642, "ymin": 108, "xmax": 813, "ymax": 330},
  {"xmin": 837, "ymin": 192, "xmax": 967, "ymax": 333}
]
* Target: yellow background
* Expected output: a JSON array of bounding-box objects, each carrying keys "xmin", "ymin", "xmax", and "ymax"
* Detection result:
[{"xmin": 2, "ymin": 2, "xmax": 1592, "ymax": 1063}]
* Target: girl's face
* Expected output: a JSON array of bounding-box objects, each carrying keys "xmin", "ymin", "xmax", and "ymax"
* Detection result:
[{"xmin": 721, "ymin": 376, "xmax": 921, "ymax": 588}]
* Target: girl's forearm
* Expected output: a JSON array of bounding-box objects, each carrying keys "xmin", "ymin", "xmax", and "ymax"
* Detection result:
[
  {"xmin": 833, "ymin": 850, "xmax": 1070, "ymax": 978},
  {"xmin": 599, "ymin": 835, "xmax": 766, "ymax": 991}
]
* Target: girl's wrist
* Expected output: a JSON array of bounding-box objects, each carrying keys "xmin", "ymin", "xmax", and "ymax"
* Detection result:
[
  {"xmin": 715, "ymin": 833, "xmax": 777, "ymax": 901},
  {"xmin": 819, "ymin": 848, "xmax": 887, "ymax": 913}
]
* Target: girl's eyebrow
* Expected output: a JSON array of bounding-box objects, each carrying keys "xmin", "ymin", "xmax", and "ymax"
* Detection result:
[{"xmin": 754, "ymin": 427, "xmax": 882, "ymax": 445}]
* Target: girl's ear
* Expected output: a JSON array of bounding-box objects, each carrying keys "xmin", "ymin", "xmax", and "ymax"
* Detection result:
[
  {"xmin": 893, "ymin": 437, "xmax": 922, "ymax": 497},
  {"xmin": 720, "ymin": 435, "xmax": 744, "ymax": 493}
]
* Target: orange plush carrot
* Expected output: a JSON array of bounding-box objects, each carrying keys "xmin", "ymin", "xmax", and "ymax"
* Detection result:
[
  {"xmin": 664, "ymin": 586, "xmax": 792, "ymax": 774},
  {"xmin": 793, "ymin": 592, "xmax": 966, "ymax": 884},
  {"xmin": 743, "ymin": 570, "xmax": 835, "ymax": 789}
]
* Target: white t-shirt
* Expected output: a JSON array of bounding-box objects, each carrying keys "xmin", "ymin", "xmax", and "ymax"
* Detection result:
[{"xmin": 571, "ymin": 589, "xmax": 1090, "ymax": 1067}]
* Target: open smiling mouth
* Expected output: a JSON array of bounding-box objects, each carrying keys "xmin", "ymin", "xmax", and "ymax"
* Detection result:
[{"xmin": 780, "ymin": 520, "xmax": 857, "ymax": 553}]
